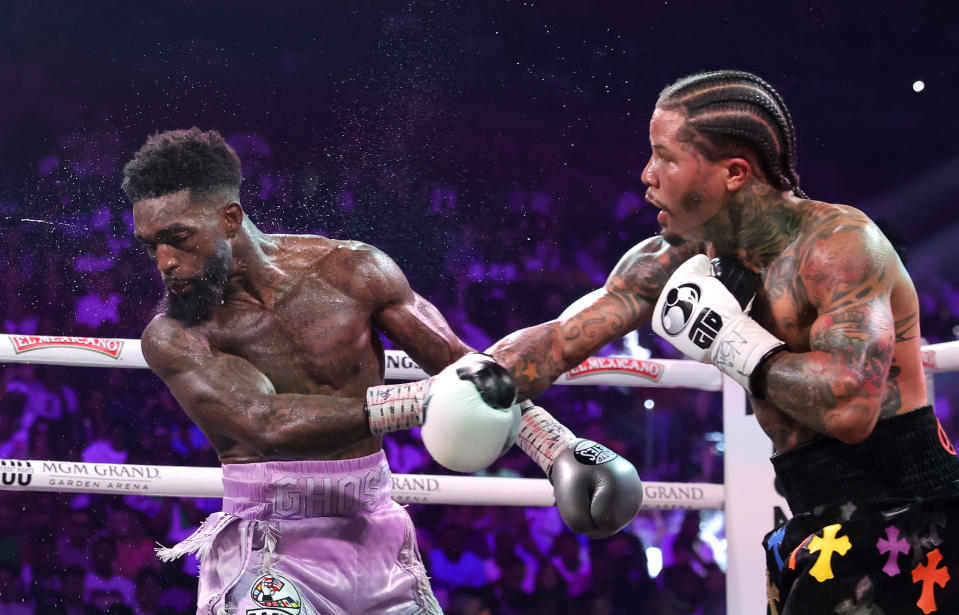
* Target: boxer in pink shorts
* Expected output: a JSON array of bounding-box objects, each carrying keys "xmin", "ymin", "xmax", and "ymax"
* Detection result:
[{"xmin": 125, "ymin": 129, "xmax": 641, "ymax": 615}]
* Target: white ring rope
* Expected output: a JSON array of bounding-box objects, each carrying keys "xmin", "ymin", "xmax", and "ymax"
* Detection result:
[
  {"xmin": 4, "ymin": 334, "xmax": 958, "ymax": 385},
  {"xmin": 0, "ymin": 334, "xmax": 724, "ymax": 391},
  {"xmin": 0, "ymin": 459, "xmax": 723, "ymax": 510}
]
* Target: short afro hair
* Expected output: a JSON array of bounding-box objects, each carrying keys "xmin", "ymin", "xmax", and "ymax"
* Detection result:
[{"xmin": 121, "ymin": 127, "xmax": 242, "ymax": 204}]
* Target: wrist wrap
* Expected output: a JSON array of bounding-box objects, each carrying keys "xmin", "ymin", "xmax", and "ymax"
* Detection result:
[
  {"xmin": 516, "ymin": 400, "xmax": 576, "ymax": 476},
  {"xmin": 365, "ymin": 378, "xmax": 434, "ymax": 436}
]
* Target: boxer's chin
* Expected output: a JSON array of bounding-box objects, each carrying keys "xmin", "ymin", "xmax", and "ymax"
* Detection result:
[
  {"xmin": 159, "ymin": 286, "xmax": 223, "ymax": 326},
  {"xmin": 158, "ymin": 245, "xmax": 230, "ymax": 326},
  {"xmin": 660, "ymin": 228, "xmax": 687, "ymax": 247}
]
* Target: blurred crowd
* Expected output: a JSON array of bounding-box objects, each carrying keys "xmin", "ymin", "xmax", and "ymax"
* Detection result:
[{"xmin": 0, "ymin": 124, "xmax": 956, "ymax": 615}]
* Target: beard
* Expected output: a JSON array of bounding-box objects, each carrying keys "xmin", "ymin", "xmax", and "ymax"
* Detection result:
[
  {"xmin": 158, "ymin": 241, "xmax": 231, "ymax": 326},
  {"xmin": 659, "ymin": 187, "xmax": 706, "ymax": 246},
  {"xmin": 660, "ymin": 229, "xmax": 687, "ymax": 247}
]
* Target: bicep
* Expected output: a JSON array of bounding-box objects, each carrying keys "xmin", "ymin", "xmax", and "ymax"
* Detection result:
[
  {"xmin": 808, "ymin": 298, "xmax": 896, "ymax": 395},
  {"xmin": 803, "ymin": 222, "xmax": 897, "ymax": 393},
  {"xmin": 375, "ymin": 291, "xmax": 471, "ymax": 374}
]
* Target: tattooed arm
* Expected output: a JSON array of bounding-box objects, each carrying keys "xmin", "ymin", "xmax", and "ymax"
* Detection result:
[
  {"xmin": 142, "ymin": 317, "xmax": 373, "ymax": 462},
  {"xmin": 488, "ymin": 236, "xmax": 698, "ymax": 400},
  {"xmin": 762, "ymin": 220, "xmax": 896, "ymax": 444}
]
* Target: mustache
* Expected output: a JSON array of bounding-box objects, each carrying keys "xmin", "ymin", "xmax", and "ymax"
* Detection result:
[{"xmin": 644, "ymin": 190, "xmax": 669, "ymax": 213}]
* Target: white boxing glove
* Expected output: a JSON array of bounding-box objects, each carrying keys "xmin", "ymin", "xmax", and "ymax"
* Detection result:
[
  {"xmin": 420, "ymin": 354, "xmax": 521, "ymax": 472},
  {"xmin": 651, "ymin": 254, "xmax": 787, "ymax": 396},
  {"xmin": 365, "ymin": 354, "xmax": 520, "ymax": 472}
]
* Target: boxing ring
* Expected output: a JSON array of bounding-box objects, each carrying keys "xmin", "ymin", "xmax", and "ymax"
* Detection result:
[{"xmin": 2, "ymin": 333, "xmax": 958, "ymax": 614}]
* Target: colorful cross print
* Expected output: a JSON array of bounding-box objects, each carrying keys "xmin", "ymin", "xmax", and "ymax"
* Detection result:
[
  {"xmin": 912, "ymin": 548, "xmax": 950, "ymax": 614},
  {"xmin": 876, "ymin": 525, "xmax": 910, "ymax": 577},
  {"xmin": 808, "ymin": 523, "xmax": 852, "ymax": 582},
  {"xmin": 767, "ymin": 526, "xmax": 786, "ymax": 571},
  {"xmin": 936, "ymin": 417, "xmax": 956, "ymax": 455}
]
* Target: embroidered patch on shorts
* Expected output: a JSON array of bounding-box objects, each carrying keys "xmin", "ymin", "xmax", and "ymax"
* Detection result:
[{"xmin": 246, "ymin": 573, "xmax": 302, "ymax": 615}]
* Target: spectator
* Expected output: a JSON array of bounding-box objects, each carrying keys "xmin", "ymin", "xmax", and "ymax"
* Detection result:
[
  {"xmin": 0, "ymin": 563, "xmax": 33, "ymax": 615},
  {"xmin": 485, "ymin": 554, "xmax": 532, "ymax": 615},
  {"xmin": 134, "ymin": 568, "xmax": 164, "ymax": 615},
  {"xmin": 84, "ymin": 535, "xmax": 136, "ymax": 608},
  {"xmin": 549, "ymin": 531, "xmax": 592, "ymax": 598},
  {"xmin": 109, "ymin": 507, "xmax": 162, "ymax": 578},
  {"xmin": 56, "ymin": 507, "xmax": 98, "ymax": 569},
  {"xmin": 428, "ymin": 523, "xmax": 489, "ymax": 589},
  {"xmin": 83, "ymin": 419, "xmax": 132, "ymax": 464}
]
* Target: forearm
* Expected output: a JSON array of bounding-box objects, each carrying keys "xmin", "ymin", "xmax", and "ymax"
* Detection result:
[
  {"xmin": 237, "ymin": 393, "xmax": 374, "ymax": 459},
  {"xmin": 762, "ymin": 350, "xmax": 878, "ymax": 443},
  {"xmin": 488, "ymin": 321, "xmax": 581, "ymax": 400}
]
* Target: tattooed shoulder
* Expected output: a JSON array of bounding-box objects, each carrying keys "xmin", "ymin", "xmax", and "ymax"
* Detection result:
[{"xmin": 796, "ymin": 209, "xmax": 891, "ymax": 308}]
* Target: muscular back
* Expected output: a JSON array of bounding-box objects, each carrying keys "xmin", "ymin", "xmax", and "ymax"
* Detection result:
[{"xmin": 747, "ymin": 202, "xmax": 926, "ymax": 451}]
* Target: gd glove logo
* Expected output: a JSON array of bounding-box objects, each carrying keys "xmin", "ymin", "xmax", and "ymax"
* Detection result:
[
  {"xmin": 573, "ymin": 440, "xmax": 618, "ymax": 465},
  {"xmin": 661, "ymin": 283, "xmax": 700, "ymax": 335},
  {"xmin": 246, "ymin": 574, "xmax": 302, "ymax": 615}
]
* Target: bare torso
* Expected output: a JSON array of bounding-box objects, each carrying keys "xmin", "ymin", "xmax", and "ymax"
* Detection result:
[
  {"xmin": 743, "ymin": 201, "xmax": 926, "ymax": 452},
  {"xmin": 200, "ymin": 236, "xmax": 387, "ymax": 461},
  {"xmin": 142, "ymin": 235, "xmax": 433, "ymax": 464}
]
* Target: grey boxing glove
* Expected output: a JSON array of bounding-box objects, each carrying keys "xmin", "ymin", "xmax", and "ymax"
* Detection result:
[
  {"xmin": 551, "ymin": 439, "xmax": 644, "ymax": 538},
  {"xmin": 515, "ymin": 402, "xmax": 643, "ymax": 538}
]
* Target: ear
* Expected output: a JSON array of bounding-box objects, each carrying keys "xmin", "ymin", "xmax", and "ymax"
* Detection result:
[
  {"xmin": 722, "ymin": 157, "xmax": 752, "ymax": 191},
  {"xmin": 222, "ymin": 202, "xmax": 244, "ymax": 238}
]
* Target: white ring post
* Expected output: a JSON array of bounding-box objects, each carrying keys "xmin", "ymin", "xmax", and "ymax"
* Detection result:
[{"xmin": 722, "ymin": 376, "xmax": 790, "ymax": 615}]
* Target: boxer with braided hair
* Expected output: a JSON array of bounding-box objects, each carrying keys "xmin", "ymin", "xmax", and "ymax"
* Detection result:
[
  {"xmin": 486, "ymin": 70, "xmax": 959, "ymax": 613},
  {"xmin": 656, "ymin": 69, "xmax": 806, "ymax": 199}
]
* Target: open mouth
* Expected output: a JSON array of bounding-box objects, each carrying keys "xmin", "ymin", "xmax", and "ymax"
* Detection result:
[{"xmin": 165, "ymin": 279, "xmax": 195, "ymax": 295}]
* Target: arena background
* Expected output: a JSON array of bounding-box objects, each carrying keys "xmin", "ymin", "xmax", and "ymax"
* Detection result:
[{"xmin": 1, "ymin": 2, "xmax": 957, "ymax": 614}]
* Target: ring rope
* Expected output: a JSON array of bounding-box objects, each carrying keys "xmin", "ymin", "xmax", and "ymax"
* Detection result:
[
  {"xmin": 0, "ymin": 334, "xmax": 724, "ymax": 390},
  {"xmin": 3, "ymin": 334, "xmax": 958, "ymax": 386},
  {"xmin": 0, "ymin": 458, "xmax": 723, "ymax": 510}
]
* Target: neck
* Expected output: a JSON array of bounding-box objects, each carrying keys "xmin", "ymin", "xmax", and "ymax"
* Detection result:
[
  {"xmin": 702, "ymin": 179, "xmax": 802, "ymax": 271},
  {"xmin": 225, "ymin": 221, "xmax": 284, "ymax": 304}
]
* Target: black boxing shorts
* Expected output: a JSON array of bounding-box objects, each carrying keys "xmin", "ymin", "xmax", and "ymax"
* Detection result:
[{"xmin": 763, "ymin": 407, "xmax": 959, "ymax": 614}]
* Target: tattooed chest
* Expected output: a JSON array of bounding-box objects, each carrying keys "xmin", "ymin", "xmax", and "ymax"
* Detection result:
[{"xmin": 752, "ymin": 260, "xmax": 817, "ymax": 351}]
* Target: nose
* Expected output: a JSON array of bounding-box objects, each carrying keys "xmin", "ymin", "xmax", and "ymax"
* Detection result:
[
  {"xmin": 155, "ymin": 244, "xmax": 179, "ymax": 276},
  {"xmin": 641, "ymin": 157, "xmax": 657, "ymax": 188}
]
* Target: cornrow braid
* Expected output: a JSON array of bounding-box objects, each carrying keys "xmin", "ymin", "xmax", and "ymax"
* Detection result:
[{"xmin": 657, "ymin": 70, "xmax": 807, "ymax": 198}]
